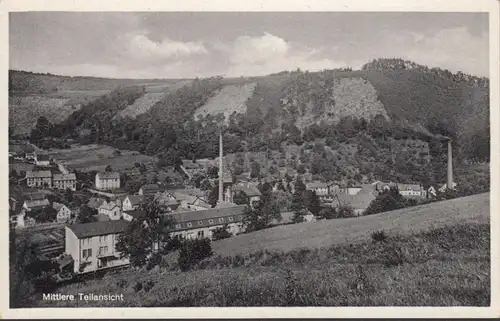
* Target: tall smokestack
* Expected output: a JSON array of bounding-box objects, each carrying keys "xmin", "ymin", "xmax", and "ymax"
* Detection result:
[
  {"xmin": 218, "ymin": 131, "xmax": 224, "ymax": 204},
  {"xmin": 447, "ymin": 139, "xmax": 454, "ymax": 190}
]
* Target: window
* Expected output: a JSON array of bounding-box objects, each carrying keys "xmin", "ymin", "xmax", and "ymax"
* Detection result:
[
  {"xmin": 218, "ymin": 218, "xmax": 224, "ymax": 223},
  {"xmin": 228, "ymin": 216, "xmax": 233, "ymax": 222},
  {"xmin": 208, "ymin": 219, "xmax": 214, "ymax": 224},
  {"xmin": 82, "ymin": 248, "xmax": 93, "ymax": 259},
  {"xmin": 197, "ymin": 230, "xmax": 204, "ymax": 238},
  {"xmin": 99, "ymin": 235, "xmax": 107, "ymax": 242},
  {"xmin": 198, "ymin": 220, "xmax": 203, "ymax": 225},
  {"xmin": 187, "ymin": 222, "xmax": 192, "ymax": 228},
  {"xmin": 175, "ymin": 224, "xmax": 181, "ymax": 229},
  {"xmin": 99, "ymin": 246, "xmax": 108, "ymax": 256}
]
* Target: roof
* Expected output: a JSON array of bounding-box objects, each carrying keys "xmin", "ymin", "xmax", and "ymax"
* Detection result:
[
  {"xmin": 335, "ymin": 188, "xmax": 377, "ymax": 210},
  {"xmin": 139, "ymin": 184, "xmax": 161, "ymax": 194},
  {"xmin": 26, "ymin": 170, "xmax": 52, "ymax": 178},
  {"xmin": 123, "ymin": 210, "xmax": 147, "ymax": 219},
  {"xmin": 93, "ymin": 214, "xmax": 111, "ymax": 222},
  {"xmin": 233, "ymin": 185, "xmax": 262, "ymax": 197},
  {"xmin": 172, "ymin": 189, "xmax": 206, "ymax": 201},
  {"xmin": 53, "ymin": 173, "xmax": 76, "ymax": 181},
  {"xmin": 168, "ymin": 205, "xmax": 246, "ymax": 225},
  {"xmin": 99, "ymin": 201, "xmax": 120, "ymax": 211},
  {"xmin": 154, "ymin": 192, "xmax": 178, "ymax": 206},
  {"xmin": 126, "ymin": 195, "xmax": 144, "ymax": 206},
  {"xmin": 306, "ymin": 182, "xmax": 328, "ymax": 189},
  {"xmin": 87, "ymin": 197, "xmax": 106, "ymax": 209},
  {"xmin": 67, "ymin": 220, "xmax": 130, "ymax": 238},
  {"xmin": 397, "ymin": 184, "xmax": 423, "ymax": 191},
  {"xmin": 96, "ymin": 172, "xmax": 120, "ymax": 180},
  {"xmin": 35, "ymin": 153, "xmax": 50, "ymax": 161},
  {"xmin": 24, "ymin": 199, "xmax": 50, "ymax": 208},
  {"xmin": 52, "ymin": 202, "xmax": 68, "ymax": 211}
]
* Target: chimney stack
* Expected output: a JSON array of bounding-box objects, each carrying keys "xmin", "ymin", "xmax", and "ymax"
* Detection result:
[
  {"xmin": 218, "ymin": 131, "xmax": 224, "ymax": 204},
  {"xmin": 447, "ymin": 139, "xmax": 454, "ymax": 190}
]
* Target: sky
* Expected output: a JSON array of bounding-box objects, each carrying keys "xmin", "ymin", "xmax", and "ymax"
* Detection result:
[{"xmin": 9, "ymin": 12, "xmax": 489, "ymax": 79}]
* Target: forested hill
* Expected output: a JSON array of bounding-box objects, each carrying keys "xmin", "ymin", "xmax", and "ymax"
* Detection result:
[{"xmin": 9, "ymin": 58, "xmax": 490, "ymax": 186}]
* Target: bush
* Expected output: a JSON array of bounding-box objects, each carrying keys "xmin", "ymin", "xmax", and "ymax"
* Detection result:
[
  {"xmin": 211, "ymin": 225, "xmax": 232, "ymax": 241},
  {"xmin": 292, "ymin": 209, "xmax": 306, "ymax": 223},
  {"xmin": 319, "ymin": 207, "xmax": 337, "ymax": 220},
  {"xmin": 116, "ymin": 279, "xmax": 128, "ymax": 289},
  {"xmin": 178, "ymin": 238, "xmax": 214, "ymax": 272},
  {"xmin": 371, "ymin": 230, "xmax": 388, "ymax": 243},
  {"xmin": 337, "ymin": 204, "xmax": 356, "ymax": 218},
  {"xmin": 144, "ymin": 280, "xmax": 155, "ymax": 292},
  {"xmin": 133, "ymin": 281, "xmax": 143, "ymax": 292}
]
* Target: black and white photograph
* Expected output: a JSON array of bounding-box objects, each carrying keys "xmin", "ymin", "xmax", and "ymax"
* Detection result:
[{"xmin": 4, "ymin": 0, "xmax": 498, "ymax": 317}]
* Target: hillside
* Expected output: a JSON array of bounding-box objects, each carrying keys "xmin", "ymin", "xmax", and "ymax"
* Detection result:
[{"xmin": 32, "ymin": 193, "xmax": 490, "ymax": 307}]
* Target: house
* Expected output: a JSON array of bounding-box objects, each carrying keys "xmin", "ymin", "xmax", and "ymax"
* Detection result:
[
  {"xmin": 138, "ymin": 184, "xmax": 162, "ymax": 196},
  {"xmin": 23, "ymin": 199, "xmax": 50, "ymax": 211},
  {"xmin": 95, "ymin": 172, "xmax": 120, "ymax": 190},
  {"xmin": 306, "ymin": 182, "xmax": 329, "ymax": 196},
  {"xmin": 87, "ymin": 197, "xmax": 106, "ymax": 210},
  {"xmin": 166, "ymin": 205, "xmax": 247, "ymax": 240},
  {"xmin": 122, "ymin": 195, "xmax": 144, "ymax": 211},
  {"xmin": 98, "ymin": 201, "xmax": 122, "ymax": 220},
  {"xmin": 154, "ymin": 191, "xmax": 180, "ymax": 211},
  {"xmin": 34, "ymin": 152, "xmax": 51, "ymax": 166},
  {"xmin": 173, "ymin": 189, "xmax": 211, "ymax": 211},
  {"xmin": 397, "ymin": 183, "xmax": 426, "ymax": 199},
  {"xmin": 65, "ymin": 220, "xmax": 130, "ymax": 274},
  {"xmin": 53, "ymin": 202, "xmax": 72, "ymax": 223},
  {"xmin": 122, "ymin": 210, "xmax": 147, "ymax": 222},
  {"xmin": 427, "ymin": 186, "xmax": 437, "ymax": 198},
  {"xmin": 232, "ymin": 184, "xmax": 262, "ymax": 206},
  {"xmin": 52, "ymin": 173, "xmax": 77, "ymax": 191},
  {"xmin": 26, "ymin": 170, "xmax": 52, "ymax": 188},
  {"xmin": 269, "ymin": 210, "xmax": 317, "ymax": 226},
  {"xmin": 439, "ymin": 182, "xmax": 457, "ymax": 193}
]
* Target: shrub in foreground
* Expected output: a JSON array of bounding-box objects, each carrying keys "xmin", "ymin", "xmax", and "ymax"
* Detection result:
[{"xmin": 178, "ymin": 238, "xmax": 213, "ymax": 272}]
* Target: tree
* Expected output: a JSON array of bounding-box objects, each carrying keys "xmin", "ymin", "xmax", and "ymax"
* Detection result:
[
  {"xmin": 233, "ymin": 191, "xmax": 249, "ymax": 205},
  {"xmin": 177, "ymin": 238, "xmax": 213, "ymax": 271},
  {"xmin": 291, "ymin": 179, "xmax": 306, "ymax": 210},
  {"xmin": 292, "ymin": 209, "xmax": 307, "ymax": 224},
  {"xmin": 336, "ymin": 204, "xmax": 356, "ymax": 218},
  {"xmin": 302, "ymin": 190, "xmax": 321, "ymax": 215},
  {"xmin": 244, "ymin": 194, "xmax": 281, "ymax": 232},
  {"xmin": 319, "ymin": 207, "xmax": 337, "ymax": 219},
  {"xmin": 105, "ymin": 165, "xmax": 113, "ymax": 172},
  {"xmin": 364, "ymin": 187, "xmax": 408, "ymax": 215},
  {"xmin": 116, "ymin": 201, "xmax": 173, "ymax": 268},
  {"xmin": 208, "ymin": 182, "xmax": 220, "ymax": 207},
  {"xmin": 64, "ymin": 188, "xmax": 74, "ymax": 203},
  {"xmin": 77, "ymin": 205, "xmax": 97, "ymax": 223},
  {"xmin": 250, "ymin": 161, "xmax": 260, "ymax": 179},
  {"xmin": 211, "ymin": 224, "xmax": 232, "ymax": 241}
]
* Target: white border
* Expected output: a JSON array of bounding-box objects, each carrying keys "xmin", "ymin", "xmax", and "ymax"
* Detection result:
[{"xmin": 1, "ymin": 0, "xmax": 499, "ymax": 319}]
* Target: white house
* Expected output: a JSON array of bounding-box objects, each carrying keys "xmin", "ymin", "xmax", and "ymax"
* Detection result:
[
  {"xmin": 397, "ymin": 183, "xmax": 426, "ymax": 198},
  {"xmin": 427, "ymin": 186, "xmax": 437, "ymax": 198},
  {"xmin": 98, "ymin": 201, "xmax": 121, "ymax": 220},
  {"xmin": 439, "ymin": 182, "xmax": 457, "ymax": 193},
  {"xmin": 26, "ymin": 170, "xmax": 52, "ymax": 188},
  {"xmin": 95, "ymin": 172, "xmax": 120, "ymax": 190},
  {"xmin": 52, "ymin": 173, "xmax": 77, "ymax": 191},
  {"xmin": 53, "ymin": 202, "xmax": 72, "ymax": 223},
  {"xmin": 122, "ymin": 195, "xmax": 144, "ymax": 211},
  {"xmin": 306, "ymin": 182, "xmax": 329, "ymax": 196},
  {"xmin": 167, "ymin": 205, "xmax": 247, "ymax": 240},
  {"xmin": 65, "ymin": 220, "xmax": 130, "ymax": 274}
]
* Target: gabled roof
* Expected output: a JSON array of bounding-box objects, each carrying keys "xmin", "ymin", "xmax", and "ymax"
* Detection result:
[
  {"xmin": 397, "ymin": 183, "xmax": 423, "ymax": 191},
  {"xmin": 99, "ymin": 201, "xmax": 120, "ymax": 211},
  {"xmin": 53, "ymin": 173, "xmax": 76, "ymax": 181},
  {"xmin": 87, "ymin": 197, "xmax": 106, "ymax": 209},
  {"xmin": 35, "ymin": 153, "xmax": 50, "ymax": 161},
  {"xmin": 123, "ymin": 210, "xmax": 147, "ymax": 219},
  {"xmin": 168, "ymin": 205, "xmax": 246, "ymax": 224},
  {"xmin": 52, "ymin": 202, "xmax": 69, "ymax": 211},
  {"xmin": 125, "ymin": 195, "xmax": 144, "ymax": 206},
  {"xmin": 96, "ymin": 172, "xmax": 120, "ymax": 180},
  {"xmin": 24, "ymin": 199, "xmax": 50, "ymax": 208},
  {"xmin": 26, "ymin": 170, "xmax": 52, "ymax": 178},
  {"xmin": 233, "ymin": 185, "xmax": 262, "ymax": 197},
  {"xmin": 67, "ymin": 220, "xmax": 130, "ymax": 238},
  {"xmin": 139, "ymin": 184, "xmax": 161, "ymax": 194},
  {"xmin": 306, "ymin": 182, "xmax": 328, "ymax": 189}
]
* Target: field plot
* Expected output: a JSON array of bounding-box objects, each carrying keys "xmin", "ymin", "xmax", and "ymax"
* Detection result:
[
  {"xmin": 47, "ymin": 144, "xmax": 156, "ymax": 172},
  {"xmin": 47, "ymin": 89, "xmax": 111, "ymax": 105},
  {"xmin": 9, "ymin": 96, "xmax": 74, "ymax": 135},
  {"xmin": 213, "ymin": 192, "xmax": 490, "ymax": 256},
  {"xmin": 114, "ymin": 93, "xmax": 166, "ymax": 120},
  {"xmin": 193, "ymin": 83, "xmax": 257, "ymax": 123}
]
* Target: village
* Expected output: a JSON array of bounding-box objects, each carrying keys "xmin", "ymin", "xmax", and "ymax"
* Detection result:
[{"xmin": 8, "ymin": 132, "xmax": 456, "ymax": 280}]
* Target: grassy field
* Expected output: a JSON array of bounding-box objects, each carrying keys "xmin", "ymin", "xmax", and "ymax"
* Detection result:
[
  {"xmin": 31, "ymin": 193, "xmax": 490, "ymax": 307},
  {"xmin": 47, "ymin": 144, "xmax": 156, "ymax": 172},
  {"xmin": 213, "ymin": 193, "xmax": 489, "ymax": 256}
]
